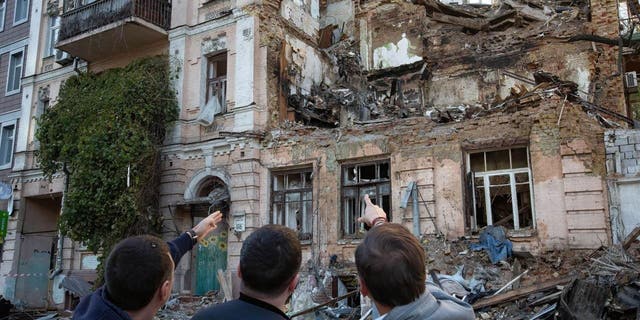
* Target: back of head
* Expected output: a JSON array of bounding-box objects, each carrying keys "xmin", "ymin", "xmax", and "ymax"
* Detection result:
[
  {"xmin": 105, "ymin": 235, "xmax": 173, "ymax": 311},
  {"xmin": 240, "ymin": 224, "xmax": 302, "ymax": 296},
  {"xmin": 355, "ymin": 224, "xmax": 426, "ymax": 307}
]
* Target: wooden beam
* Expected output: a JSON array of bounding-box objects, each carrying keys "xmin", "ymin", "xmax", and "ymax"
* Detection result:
[
  {"xmin": 473, "ymin": 276, "xmax": 573, "ymax": 309},
  {"xmin": 289, "ymin": 290, "xmax": 359, "ymax": 318},
  {"xmin": 504, "ymin": 0, "xmax": 548, "ymax": 21},
  {"xmin": 431, "ymin": 12, "xmax": 487, "ymax": 31},
  {"xmin": 278, "ymin": 40, "xmax": 289, "ymax": 123},
  {"xmin": 623, "ymin": 226, "xmax": 640, "ymax": 250}
]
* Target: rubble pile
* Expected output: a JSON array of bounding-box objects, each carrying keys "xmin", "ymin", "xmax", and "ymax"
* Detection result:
[
  {"xmin": 9, "ymin": 230, "xmax": 636, "ymax": 320},
  {"xmin": 459, "ymin": 232, "xmax": 640, "ymax": 320},
  {"xmin": 282, "ymin": 0, "xmax": 598, "ymax": 129},
  {"xmin": 154, "ymin": 292, "xmax": 223, "ymax": 320}
]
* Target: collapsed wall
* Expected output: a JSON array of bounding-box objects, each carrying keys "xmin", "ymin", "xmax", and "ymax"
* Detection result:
[{"xmin": 255, "ymin": 0, "xmax": 623, "ymax": 255}]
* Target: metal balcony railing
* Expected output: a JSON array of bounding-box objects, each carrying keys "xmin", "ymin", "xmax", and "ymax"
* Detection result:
[{"xmin": 59, "ymin": 0, "xmax": 170, "ymax": 42}]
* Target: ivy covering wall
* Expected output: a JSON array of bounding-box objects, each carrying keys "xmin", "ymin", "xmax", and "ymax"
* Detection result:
[{"xmin": 35, "ymin": 56, "xmax": 179, "ymax": 273}]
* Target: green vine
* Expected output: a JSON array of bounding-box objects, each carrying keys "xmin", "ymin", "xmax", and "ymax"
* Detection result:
[{"xmin": 35, "ymin": 56, "xmax": 178, "ymax": 277}]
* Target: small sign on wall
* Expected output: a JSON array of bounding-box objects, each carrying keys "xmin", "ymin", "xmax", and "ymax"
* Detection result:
[
  {"xmin": 81, "ymin": 253, "xmax": 99, "ymax": 270},
  {"xmin": 233, "ymin": 211, "xmax": 245, "ymax": 232}
]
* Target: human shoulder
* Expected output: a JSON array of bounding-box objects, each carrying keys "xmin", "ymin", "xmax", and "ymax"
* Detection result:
[
  {"xmin": 191, "ymin": 300, "xmax": 244, "ymax": 320},
  {"xmin": 191, "ymin": 299, "xmax": 288, "ymax": 320}
]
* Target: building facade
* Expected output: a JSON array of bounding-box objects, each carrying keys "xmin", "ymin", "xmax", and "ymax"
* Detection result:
[
  {"xmin": 1, "ymin": 0, "xmax": 639, "ymax": 310},
  {"xmin": 0, "ymin": 0, "xmax": 31, "ymax": 307}
]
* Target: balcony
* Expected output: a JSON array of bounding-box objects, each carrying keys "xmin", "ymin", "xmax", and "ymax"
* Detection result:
[{"xmin": 56, "ymin": 0, "xmax": 170, "ymax": 62}]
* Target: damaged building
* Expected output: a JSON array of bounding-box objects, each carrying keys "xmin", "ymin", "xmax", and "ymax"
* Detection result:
[
  {"xmin": 260, "ymin": 0, "xmax": 629, "ymax": 258},
  {"xmin": 1, "ymin": 0, "xmax": 640, "ymax": 313},
  {"xmin": 165, "ymin": 0, "xmax": 639, "ymax": 306}
]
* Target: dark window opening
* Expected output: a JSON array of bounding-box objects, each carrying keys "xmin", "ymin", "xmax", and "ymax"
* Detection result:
[
  {"xmin": 468, "ymin": 148, "xmax": 533, "ymax": 231},
  {"xmin": 341, "ymin": 160, "xmax": 391, "ymax": 238},
  {"xmin": 271, "ymin": 169, "xmax": 313, "ymax": 240},
  {"xmin": 206, "ymin": 53, "xmax": 228, "ymax": 115}
]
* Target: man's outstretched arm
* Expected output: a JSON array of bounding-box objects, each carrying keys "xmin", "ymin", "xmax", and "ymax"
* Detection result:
[{"xmin": 168, "ymin": 211, "xmax": 223, "ymax": 266}]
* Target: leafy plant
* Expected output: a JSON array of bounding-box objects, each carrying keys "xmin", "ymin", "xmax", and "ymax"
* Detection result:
[{"xmin": 35, "ymin": 56, "xmax": 178, "ymax": 278}]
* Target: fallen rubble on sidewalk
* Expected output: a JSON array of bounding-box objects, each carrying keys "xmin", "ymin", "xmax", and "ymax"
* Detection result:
[
  {"xmin": 463, "ymin": 237, "xmax": 640, "ymax": 319},
  {"xmin": 154, "ymin": 292, "xmax": 224, "ymax": 320},
  {"xmin": 27, "ymin": 228, "xmax": 637, "ymax": 320}
]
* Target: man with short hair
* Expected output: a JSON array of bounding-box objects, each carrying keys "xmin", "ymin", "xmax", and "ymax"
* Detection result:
[
  {"xmin": 73, "ymin": 211, "xmax": 223, "ymax": 320},
  {"xmin": 191, "ymin": 224, "xmax": 301, "ymax": 320},
  {"xmin": 356, "ymin": 195, "xmax": 474, "ymax": 320}
]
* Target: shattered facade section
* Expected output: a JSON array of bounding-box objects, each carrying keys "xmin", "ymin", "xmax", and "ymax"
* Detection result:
[
  {"xmin": 273, "ymin": 0, "xmax": 629, "ymax": 128},
  {"xmin": 605, "ymin": 129, "xmax": 640, "ymax": 245},
  {"xmin": 258, "ymin": 0, "xmax": 633, "ymax": 272}
]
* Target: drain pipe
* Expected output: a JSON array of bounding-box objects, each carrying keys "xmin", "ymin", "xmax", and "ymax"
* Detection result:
[{"xmin": 49, "ymin": 165, "xmax": 69, "ymax": 279}]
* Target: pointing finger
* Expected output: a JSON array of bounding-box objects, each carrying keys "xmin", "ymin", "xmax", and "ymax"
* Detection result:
[{"xmin": 363, "ymin": 194, "xmax": 373, "ymax": 207}]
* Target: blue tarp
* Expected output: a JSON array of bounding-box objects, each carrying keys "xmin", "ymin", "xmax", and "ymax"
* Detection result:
[{"xmin": 470, "ymin": 226, "xmax": 513, "ymax": 264}]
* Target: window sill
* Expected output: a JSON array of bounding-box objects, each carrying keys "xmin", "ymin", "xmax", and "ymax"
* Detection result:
[
  {"xmin": 5, "ymin": 89, "xmax": 20, "ymax": 97},
  {"xmin": 337, "ymin": 238, "xmax": 363, "ymax": 245},
  {"xmin": 469, "ymin": 227, "xmax": 537, "ymax": 239},
  {"xmin": 507, "ymin": 228, "xmax": 537, "ymax": 238},
  {"xmin": 0, "ymin": 163, "xmax": 12, "ymax": 170},
  {"xmin": 13, "ymin": 19, "xmax": 28, "ymax": 27}
]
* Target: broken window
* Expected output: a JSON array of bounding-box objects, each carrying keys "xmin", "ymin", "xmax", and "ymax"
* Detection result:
[
  {"xmin": 197, "ymin": 53, "xmax": 227, "ymax": 126},
  {"xmin": 271, "ymin": 169, "xmax": 313, "ymax": 240},
  {"xmin": 468, "ymin": 147, "xmax": 534, "ymax": 231},
  {"xmin": 341, "ymin": 160, "xmax": 391, "ymax": 237},
  {"xmin": 619, "ymin": 1, "xmax": 640, "ymax": 38},
  {"xmin": 206, "ymin": 53, "xmax": 227, "ymax": 113}
]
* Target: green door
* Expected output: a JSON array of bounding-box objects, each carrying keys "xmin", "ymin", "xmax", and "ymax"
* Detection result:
[{"xmin": 195, "ymin": 220, "xmax": 228, "ymax": 295}]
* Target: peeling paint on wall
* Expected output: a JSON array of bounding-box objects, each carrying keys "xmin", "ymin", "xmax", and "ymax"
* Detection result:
[
  {"xmin": 281, "ymin": 0, "xmax": 319, "ymax": 37},
  {"xmin": 285, "ymin": 35, "xmax": 328, "ymax": 94}
]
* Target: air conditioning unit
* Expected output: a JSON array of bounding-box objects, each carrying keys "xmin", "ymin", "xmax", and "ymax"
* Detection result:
[
  {"xmin": 625, "ymin": 71, "xmax": 638, "ymax": 89},
  {"xmin": 55, "ymin": 50, "xmax": 73, "ymax": 65}
]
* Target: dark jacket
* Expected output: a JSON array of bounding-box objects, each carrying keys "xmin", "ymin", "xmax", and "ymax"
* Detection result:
[
  {"xmin": 72, "ymin": 233, "xmax": 194, "ymax": 320},
  {"xmin": 191, "ymin": 293, "xmax": 291, "ymax": 320}
]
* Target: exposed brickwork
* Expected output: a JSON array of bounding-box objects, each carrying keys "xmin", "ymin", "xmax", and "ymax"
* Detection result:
[
  {"xmin": 605, "ymin": 129, "xmax": 640, "ymax": 175},
  {"xmin": 590, "ymin": 0, "xmax": 627, "ymax": 116}
]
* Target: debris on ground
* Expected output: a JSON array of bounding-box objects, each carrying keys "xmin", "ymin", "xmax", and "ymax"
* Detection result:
[
  {"xmin": 154, "ymin": 292, "xmax": 223, "ymax": 320},
  {"xmin": 469, "ymin": 226, "xmax": 514, "ymax": 264}
]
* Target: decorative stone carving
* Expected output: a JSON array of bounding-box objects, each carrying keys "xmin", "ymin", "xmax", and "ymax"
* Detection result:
[
  {"xmin": 46, "ymin": 0, "xmax": 60, "ymax": 16},
  {"xmin": 201, "ymin": 37, "xmax": 227, "ymax": 55},
  {"xmin": 38, "ymin": 86, "xmax": 50, "ymax": 101}
]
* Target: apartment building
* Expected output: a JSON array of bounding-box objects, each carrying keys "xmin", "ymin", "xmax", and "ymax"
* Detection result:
[
  {"xmin": 0, "ymin": 0, "xmax": 30, "ymax": 307},
  {"xmin": 1, "ymin": 0, "xmax": 174, "ymax": 308},
  {"xmin": 2, "ymin": 0, "xmax": 640, "ymax": 311}
]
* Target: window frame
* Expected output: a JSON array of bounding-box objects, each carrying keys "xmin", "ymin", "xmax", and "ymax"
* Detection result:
[
  {"xmin": 44, "ymin": 15, "xmax": 60, "ymax": 58},
  {"xmin": 0, "ymin": 120, "xmax": 17, "ymax": 170},
  {"xmin": 0, "ymin": 0, "xmax": 6, "ymax": 32},
  {"xmin": 340, "ymin": 159, "xmax": 392, "ymax": 238},
  {"xmin": 467, "ymin": 147, "xmax": 536, "ymax": 231},
  {"xmin": 5, "ymin": 48, "xmax": 24, "ymax": 96},
  {"xmin": 270, "ymin": 168, "xmax": 314, "ymax": 240},
  {"xmin": 12, "ymin": 0, "xmax": 28, "ymax": 25},
  {"xmin": 205, "ymin": 52, "xmax": 227, "ymax": 115}
]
